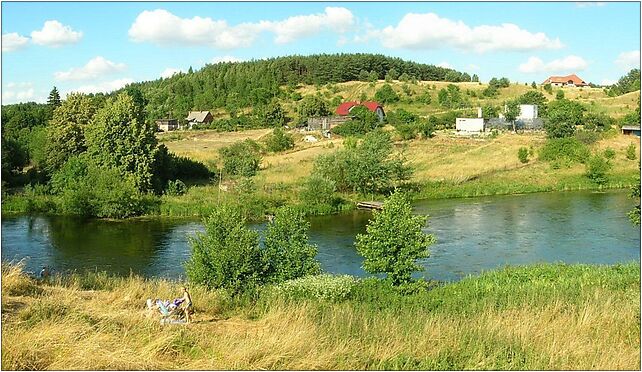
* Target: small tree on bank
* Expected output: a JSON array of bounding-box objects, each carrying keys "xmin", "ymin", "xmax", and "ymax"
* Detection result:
[{"xmin": 356, "ymin": 191, "xmax": 435, "ymax": 286}]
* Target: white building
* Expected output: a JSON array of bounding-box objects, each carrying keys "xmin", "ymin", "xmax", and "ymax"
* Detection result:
[
  {"xmin": 517, "ymin": 104, "xmax": 538, "ymax": 120},
  {"xmin": 456, "ymin": 118, "xmax": 485, "ymax": 134}
]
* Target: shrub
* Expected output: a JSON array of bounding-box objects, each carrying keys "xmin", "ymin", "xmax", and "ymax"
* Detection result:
[
  {"xmin": 355, "ymin": 191, "xmax": 435, "ymax": 286},
  {"xmin": 603, "ymin": 148, "xmax": 616, "ymax": 159},
  {"xmin": 270, "ymin": 274, "xmax": 357, "ymax": 301},
  {"xmin": 556, "ymin": 90, "xmax": 565, "ymax": 100},
  {"xmin": 219, "ymin": 139, "xmax": 262, "ymax": 177},
  {"xmin": 396, "ymin": 124, "xmax": 418, "ymax": 140},
  {"xmin": 300, "ymin": 174, "xmax": 337, "ymax": 209},
  {"xmin": 374, "ymin": 84, "xmax": 400, "ymax": 104},
  {"xmin": 185, "ymin": 205, "xmax": 264, "ymax": 294},
  {"xmin": 544, "ymin": 99, "xmax": 585, "ymax": 138},
  {"xmin": 538, "ymin": 137, "xmax": 590, "ymax": 165},
  {"xmin": 574, "ymin": 129, "xmax": 600, "ymax": 145},
  {"xmin": 585, "ymin": 155, "xmax": 611, "ymax": 185},
  {"xmin": 584, "ymin": 112, "xmax": 613, "ymax": 131},
  {"xmin": 626, "ymin": 143, "xmax": 637, "ymax": 160},
  {"xmin": 517, "ymin": 147, "xmax": 529, "ymax": 163},
  {"xmin": 419, "ymin": 120, "xmax": 435, "ymax": 139},
  {"xmin": 262, "ymin": 206, "xmax": 321, "ymax": 284},
  {"xmin": 332, "ymin": 106, "xmax": 381, "ymax": 136},
  {"xmin": 264, "ymin": 128, "xmax": 294, "ymax": 153},
  {"xmin": 165, "ymin": 179, "xmax": 187, "ymax": 196}
]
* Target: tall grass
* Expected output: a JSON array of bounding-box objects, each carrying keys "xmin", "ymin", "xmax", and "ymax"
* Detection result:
[{"xmin": 2, "ymin": 262, "xmax": 639, "ymax": 370}]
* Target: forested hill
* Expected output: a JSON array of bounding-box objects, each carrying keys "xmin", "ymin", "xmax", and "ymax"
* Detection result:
[{"xmin": 122, "ymin": 53, "xmax": 472, "ymax": 120}]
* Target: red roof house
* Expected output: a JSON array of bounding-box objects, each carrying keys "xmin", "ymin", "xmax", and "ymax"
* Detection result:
[
  {"xmin": 336, "ymin": 101, "xmax": 385, "ymax": 121},
  {"xmin": 541, "ymin": 74, "xmax": 588, "ymax": 87}
]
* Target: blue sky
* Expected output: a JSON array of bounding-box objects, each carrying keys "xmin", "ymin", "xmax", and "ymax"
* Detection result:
[{"xmin": 2, "ymin": 1, "xmax": 640, "ymax": 104}]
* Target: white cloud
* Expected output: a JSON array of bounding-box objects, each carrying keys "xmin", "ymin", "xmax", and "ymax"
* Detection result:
[
  {"xmin": 30, "ymin": 20, "xmax": 82, "ymax": 47},
  {"xmin": 576, "ymin": 2, "xmax": 606, "ymax": 8},
  {"xmin": 614, "ymin": 50, "xmax": 640, "ymax": 71},
  {"xmin": 370, "ymin": 13, "xmax": 563, "ymax": 53},
  {"xmin": 518, "ymin": 55, "xmax": 588, "ymax": 73},
  {"xmin": 468, "ymin": 64, "xmax": 480, "ymax": 71},
  {"xmin": 437, "ymin": 61, "xmax": 452, "ymax": 69},
  {"xmin": 2, "ymin": 33, "xmax": 29, "ymax": 52},
  {"xmin": 70, "ymin": 78, "xmax": 134, "ymax": 94},
  {"xmin": 2, "ymin": 82, "xmax": 36, "ymax": 104},
  {"xmin": 601, "ymin": 79, "xmax": 616, "ymax": 86},
  {"xmin": 54, "ymin": 56, "xmax": 126, "ymax": 81},
  {"xmin": 211, "ymin": 55, "xmax": 244, "ymax": 64},
  {"xmin": 161, "ymin": 68, "xmax": 183, "ymax": 78},
  {"xmin": 128, "ymin": 7, "xmax": 354, "ymax": 49}
]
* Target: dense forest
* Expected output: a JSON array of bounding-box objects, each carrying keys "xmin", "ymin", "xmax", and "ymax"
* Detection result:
[{"xmin": 122, "ymin": 53, "xmax": 472, "ymax": 121}]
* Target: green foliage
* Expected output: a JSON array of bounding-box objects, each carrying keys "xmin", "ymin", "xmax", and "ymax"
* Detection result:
[
  {"xmin": 374, "ymin": 84, "xmax": 400, "ymax": 104},
  {"xmin": 583, "ymin": 112, "xmax": 613, "ymax": 131},
  {"xmin": 517, "ymin": 91, "xmax": 548, "ymax": 117},
  {"xmin": 396, "ymin": 124, "xmax": 418, "ymax": 140},
  {"xmin": 544, "ymin": 99, "xmax": 585, "ymax": 138},
  {"xmin": 47, "ymin": 87, "xmax": 61, "ymax": 109},
  {"xmin": 531, "ymin": 81, "xmax": 537, "ymax": 89},
  {"xmin": 471, "ymin": 74, "xmax": 479, "ymax": 82},
  {"xmin": 625, "ymin": 143, "xmax": 637, "ymax": 160},
  {"xmin": 152, "ymin": 144, "xmax": 211, "ymax": 193},
  {"xmin": 606, "ymin": 69, "xmax": 640, "ymax": 96},
  {"xmin": 262, "ymin": 206, "xmax": 321, "ymax": 284},
  {"xmin": 219, "ymin": 139, "xmax": 262, "ymax": 177},
  {"xmin": 185, "ymin": 205, "xmax": 264, "ymax": 294},
  {"xmin": 482, "ymin": 85, "xmax": 499, "ymax": 98},
  {"xmin": 489, "ymin": 77, "xmax": 510, "ymax": 89},
  {"xmin": 165, "ymin": 179, "xmax": 187, "ymax": 196},
  {"xmin": 556, "ymin": 90, "xmax": 565, "ymax": 100},
  {"xmin": 264, "ymin": 128, "xmax": 294, "ymax": 153},
  {"xmin": 270, "ymin": 274, "xmax": 357, "ymax": 301},
  {"xmin": 437, "ymin": 84, "xmax": 464, "ymax": 108},
  {"xmin": 314, "ymin": 130, "xmax": 412, "ymax": 194},
  {"xmin": 481, "ymin": 105, "xmax": 498, "ymax": 119},
  {"xmin": 256, "ymin": 101, "xmax": 287, "ymax": 127},
  {"xmin": 299, "ymin": 174, "xmax": 338, "ymax": 212},
  {"xmin": 504, "ymin": 100, "xmax": 521, "ymax": 130},
  {"xmin": 332, "ymin": 106, "xmax": 381, "ymax": 136},
  {"xmin": 628, "ymin": 173, "xmax": 640, "ymax": 225},
  {"xmin": 585, "ymin": 155, "xmax": 611, "ymax": 185},
  {"xmin": 538, "ymin": 137, "xmax": 590, "ymax": 165},
  {"xmin": 517, "ymin": 147, "xmax": 529, "ymax": 163},
  {"xmin": 297, "ymin": 95, "xmax": 331, "ymax": 126},
  {"xmin": 85, "ymin": 92, "xmax": 157, "ymax": 191},
  {"xmin": 45, "ymin": 93, "xmax": 96, "ymax": 173},
  {"xmin": 419, "ymin": 120, "xmax": 435, "ymax": 139},
  {"xmin": 574, "ymin": 130, "xmax": 600, "ymax": 145},
  {"xmin": 355, "ymin": 191, "xmax": 435, "ymax": 286},
  {"xmin": 543, "ymin": 83, "xmax": 553, "ymax": 94},
  {"xmin": 603, "ymin": 148, "xmax": 616, "ymax": 159}
]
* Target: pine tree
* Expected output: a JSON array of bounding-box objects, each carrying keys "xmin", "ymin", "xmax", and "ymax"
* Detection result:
[{"xmin": 47, "ymin": 86, "xmax": 62, "ymax": 108}]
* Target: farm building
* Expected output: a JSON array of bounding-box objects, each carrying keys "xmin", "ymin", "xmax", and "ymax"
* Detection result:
[
  {"xmin": 622, "ymin": 125, "xmax": 641, "ymax": 136},
  {"xmin": 336, "ymin": 101, "xmax": 386, "ymax": 122},
  {"xmin": 186, "ymin": 111, "xmax": 213, "ymax": 129},
  {"xmin": 456, "ymin": 118, "xmax": 485, "ymax": 135},
  {"xmin": 156, "ymin": 118, "xmax": 179, "ymax": 132},
  {"xmin": 541, "ymin": 74, "xmax": 588, "ymax": 87}
]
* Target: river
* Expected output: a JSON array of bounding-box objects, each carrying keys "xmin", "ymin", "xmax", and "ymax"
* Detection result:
[{"xmin": 2, "ymin": 190, "xmax": 639, "ymax": 282}]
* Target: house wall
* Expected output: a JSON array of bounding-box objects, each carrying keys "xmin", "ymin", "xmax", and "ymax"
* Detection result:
[
  {"xmin": 518, "ymin": 105, "xmax": 538, "ymax": 120},
  {"xmin": 456, "ymin": 118, "xmax": 485, "ymax": 133}
]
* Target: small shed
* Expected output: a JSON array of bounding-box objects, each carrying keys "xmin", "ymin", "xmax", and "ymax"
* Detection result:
[
  {"xmin": 518, "ymin": 104, "xmax": 538, "ymax": 120},
  {"xmin": 186, "ymin": 111, "xmax": 213, "ymax": 129},
  {"xmin": 456, "ymin": 118, "xmax": 485, "ymax": 134},
  {"xmin": 156, "ymin": 118, "xmax": 178, "ymax": 132},
  {"xmin": 622, "ymin": 125, "xmax": 641, "ymax": 136}
]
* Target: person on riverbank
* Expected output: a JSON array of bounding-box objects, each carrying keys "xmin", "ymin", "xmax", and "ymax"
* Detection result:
[
  {"xmin": 39, "ymin": 266, "xmax": 50, "ymax": 280},
  {"xmin": 181, "ymin": 286, "xmax": 193, "ymax": 323}
]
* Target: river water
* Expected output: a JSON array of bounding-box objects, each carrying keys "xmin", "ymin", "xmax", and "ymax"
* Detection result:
[{"xmin": 2, "ymin": 190, "xmax": 639, "ymax": 282}]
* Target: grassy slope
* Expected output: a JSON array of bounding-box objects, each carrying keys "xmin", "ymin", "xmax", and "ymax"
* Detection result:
[{"xmin": 2, "ymin": 262, "xmax": 639, "ymax": 370}]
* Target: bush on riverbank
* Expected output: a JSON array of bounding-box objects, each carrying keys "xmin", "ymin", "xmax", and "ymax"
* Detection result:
[{"xmin": 2, "ymin": 262, "xmax": 639, "ymax": 370}]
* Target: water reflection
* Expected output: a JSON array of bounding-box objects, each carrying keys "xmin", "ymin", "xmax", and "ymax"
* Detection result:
[{"xmin": 1, "ymin": 190, "xmax": 639, "ymax": 282}]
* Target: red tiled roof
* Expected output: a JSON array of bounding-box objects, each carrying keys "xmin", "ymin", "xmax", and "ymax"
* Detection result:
[
  {"xmin": 542, "ymin": 74, "xmax": 588, "ymax": 86},
  {"xmin": 335, "ymin": 101, "xmax": 382, "ymax": 116}
]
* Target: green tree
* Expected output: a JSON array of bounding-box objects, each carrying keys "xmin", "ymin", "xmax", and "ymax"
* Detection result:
[
  {"xmin": 219, "ymin": 139, "xmax": 262, "ymax": 177},
  {"xmin": 85, "ymin": 92, "xmax": 158, "ymax": 191},
  {"xmin": 185, "ymin": 205, "xmax": 264, "ymax": 294},
  {"xmin": 543, "ymin": 83, "xmax": 553, "ymax": 94},
  {"xmin": 264, "ymin": 127, "xmax": 294, "ymax": 152},
  {"xmin": 504, "ymin": 100, "xmax": 521, "ymax": 132},
  {"xmin": 257, "ymin": 101, "xmax": 287, "ymax": 127},
  {"xmin": 531, "ymin": 81, "xmax": 537, "ymax": 89},
  {"xmin": 628, "ymin": 172, "xmax": 640, "ymax": 225},
  {"xmin": 355, "ymin": 191, "xmax": 435, "ymax": 286},
  {"xmin": 482, "ymin": 105, "xmax": 498, "ymax": 119},
  {"xmin": 626, "ymin": 143, "xmax": 637, "ymax": 160},
  {"xmin": 374, "ymin": 84, "xmax": 400, "ymax": 104},
  {"xmin": 556, "ymin": 90, "xmax": 565, "ymax": 100},
  {"xmin": 518, "ymin": 147, "xmax": 529, "ymax": 163},
  {"xmin": 585, "ymin": 154, "xmax": 611, "ymax": 185},
  {"xmin": 45, "ymin": 93, "xmax": 96, "ymax": 173},
  {"xmin": 607, "ymin": 69, "xmax": 641, "ymax": 96},
  {"xmin": 544, "ymin": 99, "xmax": 585, "ymax": 138},
  {"xmin": 388, "ymin": 68, "xmax": 399, "ymax": 81},
  {"xmin": 517, "ymin": 91, "xmax": 548, "ymax": 117},
  {"xmin": 47, "ymin": 86, "xmax": 61, "ymax": 109},
  {"xmin": 297, "ymin": 95, "xmax": 331, "ymax": 126},
  {"xmin": 263, "ymin": 206, "xmax": 321, "ymax": 283},
  {"xmin": 471, "ymin": 74, "xmax": 479, "ymax": 83}
]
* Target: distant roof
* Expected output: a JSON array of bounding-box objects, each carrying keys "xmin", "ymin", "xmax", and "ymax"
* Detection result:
[
  {"xmin": 336, "ymin": 101, "xmax": 382, "ymax": 116},
  {"xmin": 622, "ymin": 125, "xmax": 641, "ymax": 130},
  {"xmin": 186, "ymin": 111, "xmax": 212, "ymax": 122},
  {"xmin": 542, "ymin": 74, "xmax": 588, "ymax": 86}
]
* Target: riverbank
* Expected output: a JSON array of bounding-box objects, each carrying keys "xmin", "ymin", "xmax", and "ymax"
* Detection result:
[{"xmin": 2, "ymin": 262, "xmax": 639, "ymax": 370}]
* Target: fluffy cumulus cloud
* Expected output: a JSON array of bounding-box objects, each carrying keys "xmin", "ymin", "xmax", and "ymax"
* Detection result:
[
  {"xmin": 437, "ymin": 61, "xmax": 452, "ymax": 69},
  {"xmin": 160, "ymin": 67, "xmax": 183, "ymax": 78},
  {"xmin": 70, "ymin": 78, "xmax": 134, "ymax": 94},
  {"xmin": 54, "ymin": 56, "xmax": 126, "ymax": 81},
  {"xmin": 614, "ymin": 50, "xmax": 640, "ymax": 71},
  {"xmin": 2, "ymin": 82, "xmax": 37, "ymax": 104},
  {"xmin": 518, "ymin": 55, "xmax": 588, "ymax": 73},
  {"xmin": 30, "ymin": 20, "xmax": 82, "ymax": 47},
  {"xmin": 370, "ymin": 13, "xmax": 563, "ymax": 53},
  {"xmin": 2, "ymin": 33, "xmax": 29, "ymax": 52},
  {"xmin": 128, "ymin": 7, "xmax": 354, "ymax": 49}
]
